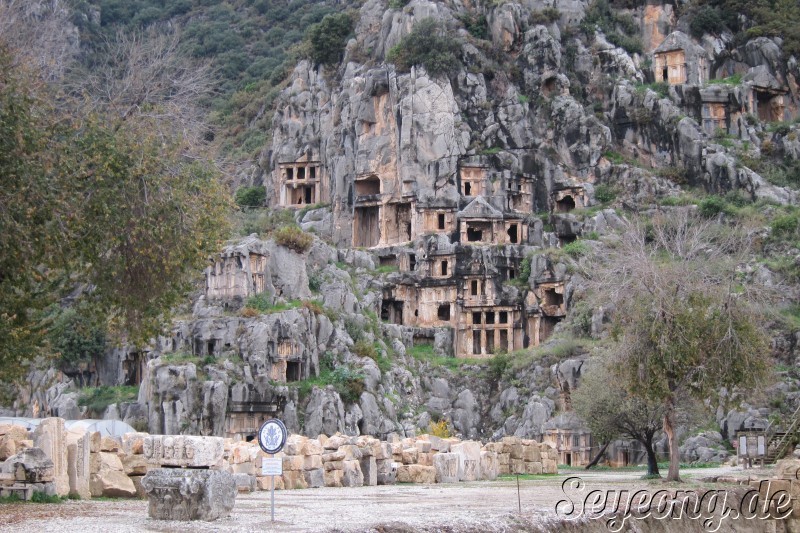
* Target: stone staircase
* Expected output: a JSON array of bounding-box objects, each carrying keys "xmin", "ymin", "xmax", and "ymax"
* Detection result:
[{"xmin": 766, "ymin": 404, "xmax": 800, "ymax": 464}]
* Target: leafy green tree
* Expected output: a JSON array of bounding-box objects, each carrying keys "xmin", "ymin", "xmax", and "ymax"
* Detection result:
[
  {"xmin": 572, "ymin": 361, "xmax": 664, "ymax": 476},
  {"xmin": 387, "ymin": 18, "xmax": 463, "ymax": 77},
  {"xmin": 588, "ymin": 210, "xmax": 770, "ymax": 481},
  {"xmin": 0, "ymin": 42, "xmax": 230, "ymax": 383},
  {"xmin": 307, "ymin": 12, "xmax": 354, "ymax": 65}
]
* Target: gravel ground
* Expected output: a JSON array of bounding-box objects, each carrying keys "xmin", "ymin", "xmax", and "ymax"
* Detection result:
[{"xmin": 0, "ymin": 466, "xmax": 769, "ymax": 532}]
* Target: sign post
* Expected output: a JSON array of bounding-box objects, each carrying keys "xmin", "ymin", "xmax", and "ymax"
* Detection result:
[{"xmin": 258, "ymin": 419, "xmax": 288, "ymax": 522}]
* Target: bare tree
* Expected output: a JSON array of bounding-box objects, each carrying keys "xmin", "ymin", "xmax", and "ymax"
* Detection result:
[
  {"xmin": 586, "ymin": 208, "xmax": 773, "ymax": 481},
  {"xmin": 71, "ymin": 27, "xmax": 215, "ymax": 147},
  {"xmin": 0, "ymin": 0, "xmax": 78, "ymax": 82}
]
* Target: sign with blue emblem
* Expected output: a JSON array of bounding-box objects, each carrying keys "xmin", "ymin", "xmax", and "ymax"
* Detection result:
[{"xmin": 258, "ymin": 418, "xmax": 287, "ymax": 455}]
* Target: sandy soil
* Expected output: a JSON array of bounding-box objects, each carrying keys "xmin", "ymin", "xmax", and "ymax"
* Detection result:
[{"xmin": 0, "ymin": 466, "xmax": 770, "ymax": 532}]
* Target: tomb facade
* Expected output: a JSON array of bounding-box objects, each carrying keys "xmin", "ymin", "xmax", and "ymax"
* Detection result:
[
  {"xmin": 652, "ymin": 32, "xmax": 708, "ymax": 85},
  {"xmin": 277, "ymin": 161, "xmax": 328, "ymax": 207}
]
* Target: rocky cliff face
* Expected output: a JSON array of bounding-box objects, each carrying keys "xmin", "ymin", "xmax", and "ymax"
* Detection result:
[{"xmin": 12, "ymin": 0, "xmax": 800, "ymax": 465}]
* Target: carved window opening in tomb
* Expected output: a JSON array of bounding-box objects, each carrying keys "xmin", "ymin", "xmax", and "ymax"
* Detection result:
[
  {"xmin": 441, "ymin": 260, "xmax": 448, "ymax": 276},
  {"xmin": 207, "ymin": 340, "xmax": 216, "ymax": 357},
  {"xmin": 467, "ymin": 226, "xmax": 483, "ymax": 242},
  {"xmin": 438, "ymin": 213, "xmax": 445, "ymax": 230},
  {"xmin": 122, "ymin": 351, "xmax": 144, "ymax": 386},
  {"xmin": 499, "ymin": 311, "xmax": 508, "ymax": 324},
  {"xmin": 464, "ymin": 182, "xmax": 472, "ymax": 196},
  {"xmin": 507, "ymin": 224, "xmax": 519, "ymax": 244},
  {"xmin": 507, "ymin": 268, "xmax": 517, "ymax": 280},
  {"xmin": 409, "ymin": 254, "xmax": 417, "ymax": 271},
  {"xmin": 556, "ymin": 195, "xmax": 576, "ymax": 213},
  {"xmin": 543, "ymin": 288, "xmax": 563, "ymax": 307},
  {"xmin": 380, "ymin": 255, "xmax": 396, "ymax": 267},
  {"xmin": 540, "ymin": 315, "xmax": 562, "ymax": 342},
  {"xmin": 470, "ymin": 279, "xmax": 480, "ymax": 296},
  {"xmin": 485, "ymin": 311, "xmax": 495, "ymax": 325},
  {"xmin": 702, "ymin": 103, "xmax": 727, "ymax": 135},
  {"xmin": 297, "ymin": 167, "xmax": 306, "ymax": 180},
  {"xmin": 756, "ymin": 90, "xmax": 786, "ymax": 123},
  {"xmin": 572, "ymin": 434, "xmax": 581, "ymax": 448},
  {"xmin": 286, "ymin": 168, "xmax": 294, "ymax": 180},
  {"xmin": 286, "ymin": 361, "xmax": 301, "ymax": 382},
  {"xmin": 472, "ymin": 312, "xmax": 481, "ymax": 324},
  {"xmin": 560, "ymin": 235, "xmax": 577, "ymax": 245},
  {"xmin": 385, "ymin": 202, "xmax": 412, "ymax": 244},
  {"xmin": 356, "ymin": 175, "xmax": 381, "ymax": 197},
  {"xmin": 438, "ymin": 304, "xmax": 451, "ymax": 321},
  {"xmin": 354, "ymin": 206, "xmax": 380, "ymax": 247},
  {"xmin": 486, "ymin": 331, "xmax": 495, "ymax": 354},
  {"xmin": 499, "ymin": 329, "xmax": 508, "ymax": 352},
  {"xmin": 381, "ymin": 298, "xmax": 404, "ymax": 324},
  {"xmin": 473, "ymin": 331, "xmax": 481, "ymax": 354}
]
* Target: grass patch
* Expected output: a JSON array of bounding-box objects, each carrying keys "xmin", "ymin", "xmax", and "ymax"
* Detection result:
[
  {"xmin": 241, "ymin": 294, "xmax": 302, "ymax": 315},
  {"xmin": 707, "ymin": 73, "xmax": 742, "ymax": 86},
  {"xmin": 78, "ymin": 386, "xmax": 139, "ymax": 414},
  {"xmin": 374, "ymin": 265, "xmax": 398, "ymax": 274},
  {"xmin": 408, "ymin": 343, "xmax": 481, "ymax": 370},
  {"xmin": 273, "ymin": 225, "xmax": 313, "ymax": 253},
  {"xmin": 497, "ymin": 474, "xmax": 559, "ymax": 481}
]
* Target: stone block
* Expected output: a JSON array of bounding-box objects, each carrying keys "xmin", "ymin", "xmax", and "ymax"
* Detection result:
[
  {"xmin": 122, "ymin": 454, "xmax": 149, "ymax": 476},
  {"xmin": 1, "ymin": 448, "xmax": 54, "ymax": 483},
  {"xmin": 525, "ymin": 461, "xmax": 543, "ymax": 475},
  {"xmin": 324, "ymin": 460, "xmax": 343, "ymax": 471},
  {"xmin": 122, "ymin": 433, "xmax": 148, "ymax": 455},
  {"xmin": 90, "ymin": 470, "xmax": 136, "ymax": 498},
  {"xmin": 433, "ymin": 453, "xmax": 459, "ymax": 483},
  {"xmin": 282, "ymin": 455, "xmax": 304, "ymax": 471},
  {"xmin": 401, "ymin": 448, "xmax": 418, "ymax": 465},
  {"xmin": 428, "ymin": 436, "xmax": 450, "ymax": 453},
  {"xmin": 498, "ymin": 453, "xmax": 510, "ymax": 465},
  {"xmin": 323, "ymin": 468, "xmax": 342, "ymax": 487},
  {"xmin": 32, "ymin": 418, "xmax": 69, "ymax": 496},
  {"xmin": 233, "ymin": 473, "xmax": 255, "ymax": 493},
  {"xmin": 360, "ymin": 456, "xmax": 378, "ymax": 486},
  {"xmin": 143, "ymin": 435, "xmax": 224, "ymax": 468},
  {"xmin": 304, "ymin": 454, "xmax": 323, "ymax": 470},
  {"xmin": 777, "ymin": 459, "xmax": 800, "ymax": 480},
  {"xmin": 231, "ymin": 443, "xmax": 257, "ymax": 464},
  {"xmin": 282, "ymin": 470, "xmax": 308, "ymax": 490},
  {"xmin": 142, "ymin": 468, "xmax": 236, "ymax": 521},
  {"xmin": 89, "ymin": 432, "xmax": 101, "ymax": 453},
  {"xmin": 324, "ymin": 434, "xmax": 350, "ymax": 450},
  {"xmin": 100, "ymin": 436, "xmax": 120, "ymax": 453},
  {"xmin": 543, "ymin": 458, "xmax": 558, "ymax": 474},
  {"xmin": 91, "ymin": 451, "xmax": 124, "ymax": 474},
  {"xmin": 418, "ymin": 452, "xmax": 434, "ymax": 467},
  {"xmin": 0, "ymin": 437, "xmax": 16, "ymax": 461},
  {"xmin": 375, "ymin": 443, "xmax": 391, "ymax": 460},
  {"xmin": 231, "ymin": 462, "xmax": 255, "ymax": 476},
  {"xmin": 415, "ymin": 440, "xmax": 432, "ymax": 454},
  {"xmin": 510, "ymin": 458, "xmax": 525, "ymax": 475},
  {"xmin": 397, "ymin": 465, "xmax": 436, "ymax": 484},
  {"xmin": 340, "ymin": 445, "xmax": 363, "ymax": 461},
  {"xmin": 480, "ymin": 451, "xmax": 499, "ymax": 480},
  {"xmin": 130, "ymin": 475, "xmax": 147, "ymax": 499},
  {"xmin": 0, "ymin": 425, "xmax": 29, "ymax": 441},
  {"xmin": 256, "ymin": 475, "xmax": 284, "ymax": 491},
  {"xmin": 376, "ymin": 459, "xmax": 396, "ymax": 485},
  {"xmin": 317, "ymin": 434, "xmax": 328, "ymax": 447},
  {"xmin": 303, "ymin": 468, "xmax": 325, "ymax": 488},
  {"xmin": 284, "ymin": 435, "xmax": 307, "ymax": 456},
  {"xmin": 451, "ymin": 441, "xmax": 481, "ymax": 481},
  {"xmin": 341, "ymin": 460, "xmax": 363, "ymax": 487},
  {"xmin": 523, "ymin": 445, "xmax": 541, "ymax": 462},
  {"xmin": 304, "ymin": 439, "xmax": 323, "ymax": 456},
  {"xmin": 499, "ymin": 462, "xmax": 510, "ymax": 475},
  {"xmin": 322, "ymin": 450, "xmax": 345, "ymax": 462},
  {"xmin": 510, "ymin": 444, "xmax": 524, "ymax": 460}
]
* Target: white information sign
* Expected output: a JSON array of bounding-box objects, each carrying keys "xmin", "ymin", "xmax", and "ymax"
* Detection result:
[
  {"xmin": 262, "ymin": 457, "xmax": 283, "ymax": 476},
  {"xmin": 757, "ymin": 435, "xmax": 766, "ymax": 456},
  {"xmin": 739, "ymin": 435, "xmax": 747, "ymax": 456}
]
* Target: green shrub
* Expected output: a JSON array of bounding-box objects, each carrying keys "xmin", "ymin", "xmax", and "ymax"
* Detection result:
[
  {"xmin": 562, "ymin": 240, "xmax": 589, "ymax": 258},
  {"xmin": 690, "ymin": 7, "xmax": 724, "ymax": 38},
  {"xmin": 698, "ymin": 195, "xmax": 733, "ymax": 218},
  {"xmin": 78, "ymin": 386, "xmax": 139, "ymax": 414},
  {"xmin": 771, "ymin": 213, "xmax": 800, "ymax": 239},
  {"xmin": 487, "ymin": 352, "xmax": 510, "ymax": 381},
  {"xmin": 306, "ymin": 12, "xmax": 354, "ymax": 65},
  {"xmin": 273, "ymin": 226, "xmax": 313, "ymax": 253},
  {"xmin": 242, "ymin": 294, "xmax": 302, "ymax": 314},
  {"xmin": 234, "ymin": 186, "xmax": 266, "ymax": 207},
  {"xmin": 530, "ymin": 8, "xmax": 561, "ymax": 25},
  {"xmin": 387, "ymin": 18, "xmax": 462, "ymax": 77},
  {"xmin": 30, "ymin": 492, "xmax": 64, "ymax": 504},
  {"xmin": 48, "ymin": 307, "xmax": 106, "ymax": 371},
  {"xmin": 594, "ymin": 184, "xmax": 617, "ymax": 203},
  {"xmin": 234, "ymin": 208, "xmax": 296, "ymax": 237},
  {"xmin": 353, "ymin": 338, "xmax": 378, "ymax": 359},
  {"xmin": 458, "ymin": 13, "xmax": 488, "ymax": 39},
  {"xmin": 428, "ymin": 419, "xmax": 452, "ymax": 438}
]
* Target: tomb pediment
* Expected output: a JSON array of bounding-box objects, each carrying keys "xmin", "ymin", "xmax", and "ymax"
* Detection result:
[{"xmin": 457, "ymin": 196, "xmax": 503, "ymax": 220}]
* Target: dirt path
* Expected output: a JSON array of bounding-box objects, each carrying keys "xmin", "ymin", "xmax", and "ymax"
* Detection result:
[{"xmin": 0, "ymin": 466, "xmax": 768, "ymax": 532}]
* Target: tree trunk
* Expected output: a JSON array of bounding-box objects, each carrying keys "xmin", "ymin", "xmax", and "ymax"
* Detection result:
[
  {"xmin": 585, "ymin": 442, "xmax": 610, "ymax": 469},
  {"xmin": 663, "ymin": 395, "xmax": 682, "ymax": 482},
  {"xmin": 642, "ymin": 438, "xmax": 660, "ymax": 477}
]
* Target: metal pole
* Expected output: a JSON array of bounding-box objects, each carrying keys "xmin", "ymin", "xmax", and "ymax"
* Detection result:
[
  {"xmin": 270, "ymin": 453, "xmax": 275, "ymax": 522},
  {"xmin": 516, "ymin": 474, "xmax": 521, "ymax": 513}
]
